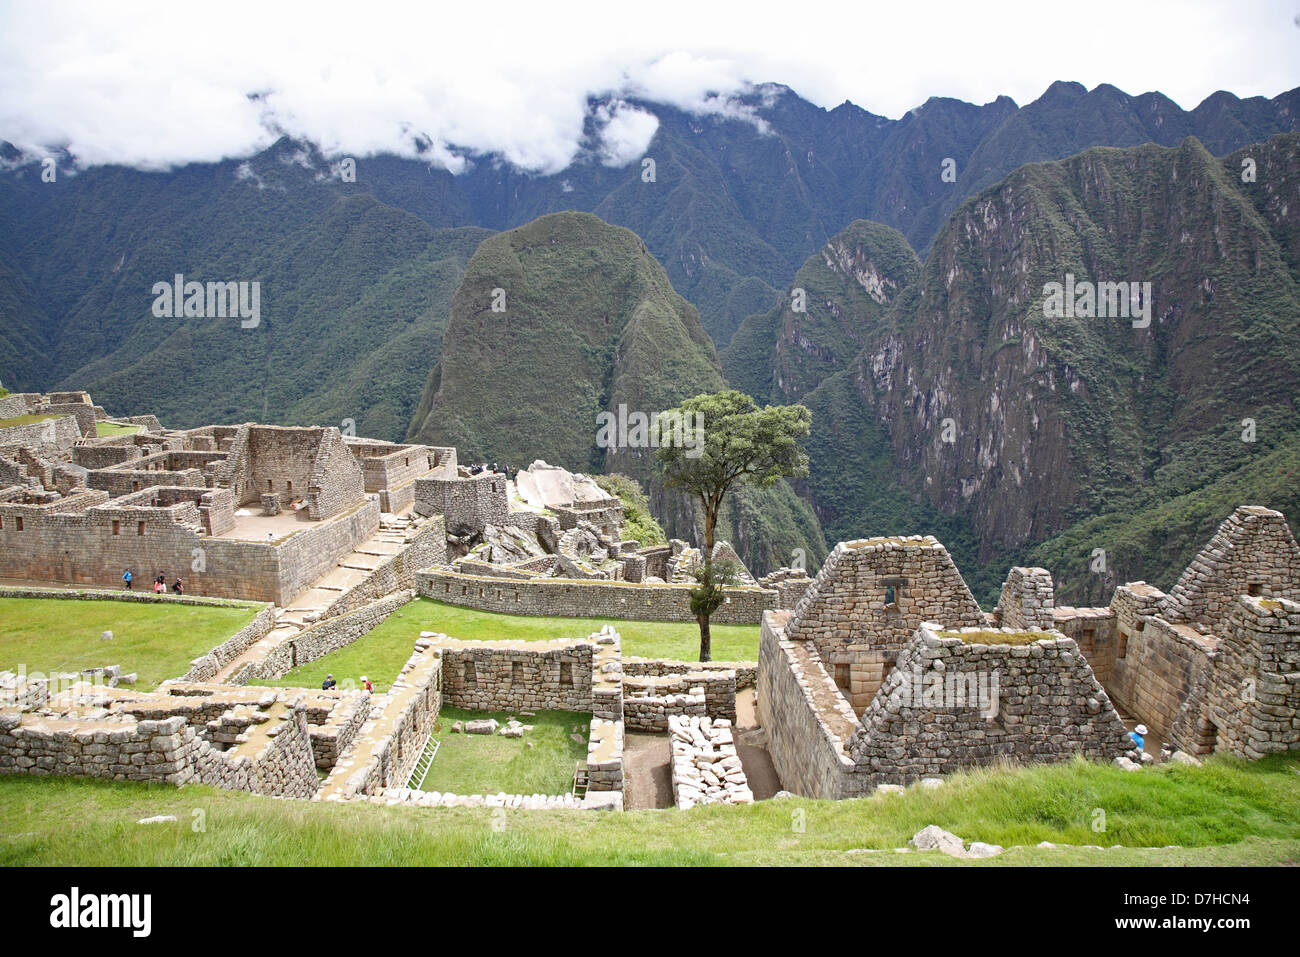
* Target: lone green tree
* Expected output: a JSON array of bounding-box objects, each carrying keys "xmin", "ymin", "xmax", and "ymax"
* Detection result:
[{"xmin": 656, "ymin": 390, "xmax": 811, "ymax": 660}]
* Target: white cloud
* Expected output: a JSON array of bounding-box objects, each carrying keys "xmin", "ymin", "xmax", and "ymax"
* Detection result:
[
  {"xmin": 0, "ymin": 0, "xmax": 1295, "ymax": 173},
  {"xmin": 594, "ymin": 101, "xmax": 660, "ymax": 167}
]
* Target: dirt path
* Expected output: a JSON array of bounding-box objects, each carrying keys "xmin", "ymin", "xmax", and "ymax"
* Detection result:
[{"xmin": 622, "ymin": 732, "xmax": 673, "ymax": 809}]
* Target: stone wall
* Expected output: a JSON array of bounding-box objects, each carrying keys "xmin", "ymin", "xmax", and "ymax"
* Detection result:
[
  {"xmin": 0, "ymin": 703, "xmax": 320, "ymax": 800},
  {"xmin": 1163, "ymin": 506, "xmax": 1300, "ymax": 634},
  {"xmin": 0, "ymin": 487, "xmax": 376, "ymax": 605},
  {"xmin": 757, "ymin": 611, "xmax": 866, "ymax": 799},
  {"xmin": 434, "ymin": 638, "xmax": 596, "ymax": 713},
  {"xmin": 783, "ymin": 537, "xmax": 988, "ymax": 712},
  {"xmin": 1170, "ymin": 596, "xmax": 1300, "ymax": 758},
  {"xmin": 0, "ymin": 415, "xmax": 80, "ymax": 454},
  {"xmin": 1106, "ymin": 592, "xmax": 1214, "ymax": 739},
  {"xmin": 229, "ymin": 591, "xmax": 412, "ymax": 684},
  {"xmin": 181, "ymin": 605, "xmax": 278, "ymax": 682},
  {"xmin": 758, "ymin": 567, "xmax": 814, "ymax": 609},
  {"xmin": 1052, "ymin": 606, "xmax": 1118, "ymax": 685},
  {"xmin": 848, "ymin": 626, "xmax": 1134, "ymax": 786},
  {"xmin": 995, "ymin": 566, "xmax": 1055, "ymax": 630},
  {"xmin": 414, "ymin": 471, "xmax": 508, "ymax": 535},
  {"xmin": 623, "ymin": 657, "xmax": 756, "ymax": 690},
  {"xmin": 622, "ymin": 670, "xmax": 737, "ymax": 731},
  {"xmin": 316, "ymin": 515, "xmax": 446, "ymax": 620},
  {"xmin": 319, "ymin": 639, "xmax": 442, "ymax": 800},
  {"xmin": 416, "ymin": 566, "xmax": 775, "ymax": 624},
  {"xmin": 669, "ymin": 716, "xmax": 752, "ymax": 808}
]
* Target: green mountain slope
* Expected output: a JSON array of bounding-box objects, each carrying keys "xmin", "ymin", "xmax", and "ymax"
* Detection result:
[
  {"xmin": 779, "ymin": 132, "xmax": 1300, "ymax": 604},
  {"xmin": 408, "ymin": 210, "xmax": 826, "ymax": 574}
]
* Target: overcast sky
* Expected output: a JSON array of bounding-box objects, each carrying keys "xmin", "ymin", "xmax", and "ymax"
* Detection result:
[{"xmin": 1, "ymin": 0, "xmax": 1297, "ymax": 173}]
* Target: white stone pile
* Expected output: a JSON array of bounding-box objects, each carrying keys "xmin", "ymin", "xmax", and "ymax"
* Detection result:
[{"xmin": 668, "ymin": 715, "xmax": 752, "ymax": 809}]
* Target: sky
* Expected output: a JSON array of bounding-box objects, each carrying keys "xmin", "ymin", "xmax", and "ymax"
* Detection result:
[{"xmin": 1, "ymin": 0, "xmax": 1297, "ymax": 174}]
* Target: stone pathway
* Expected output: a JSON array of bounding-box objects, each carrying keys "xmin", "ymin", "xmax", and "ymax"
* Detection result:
[{"xmin": 210, "ymin": 517, "xmax": 420, "ymax": 683}]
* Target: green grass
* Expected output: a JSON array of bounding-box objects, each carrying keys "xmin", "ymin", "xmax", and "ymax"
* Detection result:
[
  {"xmin": 1, "ymin": 753, "xmax": 1297, "ymax": 866},
  {"xmin": 255, "ymin": 597, "xmax": 759, "ymax": 692},
  {"xmin": 418, "ymin": 708, "xmax": 589, "ymax": 795},
  {"xmin": 0, "ymin": 597, "xmax": 261, "ymax": 690},
  {"xmin": 0, "ymin": 413, "xmax": 59, "ymax": 428},
  {"xmin": 95, "ymin": 421, "xmax": 141, "ymax": 436}
]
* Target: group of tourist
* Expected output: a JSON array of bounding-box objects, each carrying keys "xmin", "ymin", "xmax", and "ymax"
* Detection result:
[
  {"xmin": 320, "ymin": 673, "xmax": 373, "ymax": 693},
  {"xmin": 468, "ymin": 463, "xmax": 512, "ymax": 479},
  {"xmin": 121, "ymin": 568, "xmax": 183, "ymax": 595}
]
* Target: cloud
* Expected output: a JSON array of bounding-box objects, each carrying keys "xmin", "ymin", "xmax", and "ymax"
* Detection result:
[
  {"xmin": 0, "ymin": 0, "xmax": 1295, "ymax": 174},
  {"xmin": 593, "ymin": 101, "xmax": 659, "ymax": 167}
]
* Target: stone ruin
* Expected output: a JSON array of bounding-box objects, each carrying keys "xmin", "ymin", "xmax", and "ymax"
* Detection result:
[{"xmin": 759, "ymin": 507, "xmax": 1300, "ymax": 798}]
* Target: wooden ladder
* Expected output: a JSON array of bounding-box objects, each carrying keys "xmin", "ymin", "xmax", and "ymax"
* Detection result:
[
  {"xmin": 408, "ymin": 734, "xmax": 441, "ymax": 791},
  {"xmin": 572, "ymin": 761, "xmax": 590, "ymax": 799}
]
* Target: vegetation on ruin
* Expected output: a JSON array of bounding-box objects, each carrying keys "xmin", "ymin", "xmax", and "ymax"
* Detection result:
[
  {"xmin": 416, "ymin": 707, "xmax": 590, "ymax": 796},
  {"xmin": 253, "ymin": 598, "xmax": 761, "ymax": 692},
  {"xmin": 95, "ymin": 421, "xmax": 140, "ymax": 436},
  {"xmin": 938, "ymin": 630, "xmax": 1058, "ymax": 645},
  {"xmin": 2, "ymin": 752, "xmax": 1297, "ymax": 866},
  {"xmin": 0, "ymin": 413, "xmax": 60, "ymax": 428},
  {"xmin": 593, "ymin": 473, "xmax": 665, "ymax": 546},
  {"xmin": 0, "ymin": 597, "xmax": 261, "ymax": 690}
]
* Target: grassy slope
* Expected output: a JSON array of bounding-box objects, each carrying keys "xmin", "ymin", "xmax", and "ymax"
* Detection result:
[
  {"xmin": 2, "ymin": 754, "xmax": 1296, "ymax": 867},
  {"xmin": 95, "ymin": 421, "xmax": 140, "ymax": 436},
  {"xmin": 418, "ymin": 707, "xmax": 589, "ymax": 796},
  {"xmin": 254, "ymin": 598, "xmax": 760, "ymax": 692},
  {"xmin": 0, "ymin": 598, "xmax": 260, "ymax": 690}
]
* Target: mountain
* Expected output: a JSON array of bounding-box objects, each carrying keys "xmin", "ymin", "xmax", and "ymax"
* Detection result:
[
  {"xmin": 0, "ymin": 140, "xmax": 489, "ymax": 439},
  {"xmin": 753, "ymin": 132, "xmax": 1300, "ymax": 604},
  {"xmin": 4, "ymin": 81, "xmax": 1297, "ymax": 405},
  {"xmin": 721, "ymin": 219, "xmax": 920, "ymax": 402},
  {"xmin": 406, "ymin": 210, "xmax": 828, "ymax": 575}
]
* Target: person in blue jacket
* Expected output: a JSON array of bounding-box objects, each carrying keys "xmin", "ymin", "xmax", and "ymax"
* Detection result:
[{"xmin": 1129, "ymin": 723, "xmax": 1147, "ymax": 751}]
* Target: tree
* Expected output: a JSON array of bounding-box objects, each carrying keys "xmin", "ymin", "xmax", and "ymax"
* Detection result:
[
  {"xmin": 657, "ymin": 390, "xmax": 811, "ymax": 660},
  {"xmin": 688, "ymin": 558, "xmax": 739, "ymax": 663}
]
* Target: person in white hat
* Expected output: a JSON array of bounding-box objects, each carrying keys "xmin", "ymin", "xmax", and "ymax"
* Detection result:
[
  {"xmin": 1129, "ymin": 724, "xmax": 1147, "ymax": 751},
  {"xmin": 360, "ymin": 675, "xmax": 373, "ymax": 693}
]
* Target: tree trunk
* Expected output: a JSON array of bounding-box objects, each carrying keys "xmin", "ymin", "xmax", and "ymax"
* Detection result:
[
  {"xmin": 703, "ymin": 500, "xmax": 717, "ymax": 555},
  {"xmin": 697, "ymin": 612, "xmax": 712, "ymax": 662}
]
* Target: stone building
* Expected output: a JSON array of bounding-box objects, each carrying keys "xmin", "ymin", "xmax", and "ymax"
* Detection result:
[{"xmin": 759, "ymin": 508, "xmax": 1300, "ymax": 798}]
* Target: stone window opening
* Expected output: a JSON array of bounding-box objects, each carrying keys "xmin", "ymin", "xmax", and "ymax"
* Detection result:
[
  {"xmin": 511, "ymin": 661, "xmax": 523, "ymax": 685},
  {"xmin": 560, "ymin": 662, "xmax": 573, "ymax": 686},
  {"xmin": 1247, "ymin": 582, "xmax": 1263, "ymax": 597},
  {"xmin": 833, "ymin": 663, "xmax": 851, "ymax": 693},
  {"xmin": 1117, "ymin": 629, "xmax": 1128, "ymax": 659},
  {"xmin": 137, "ymin": 521, "xmax": 146, "ymax": 536},
  {"xmin": 464, "ymin": 661, "xmax": 477, "ymax": 688},
  {"xmin": 15, "ymin": 517, "xmax": 23, "ymax": 532},
  {"xmin": 884, "ymin": 585, "xmax": 896, "ymax": 607},
  {"xmin": 112, "ymin": 520, "xmax": 120, "ymax": 535}
]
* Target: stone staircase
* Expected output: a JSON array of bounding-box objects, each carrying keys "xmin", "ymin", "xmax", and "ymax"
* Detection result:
[{"xmin": 210, "ymin": 514, "xmax": 424, "ymax": 683}]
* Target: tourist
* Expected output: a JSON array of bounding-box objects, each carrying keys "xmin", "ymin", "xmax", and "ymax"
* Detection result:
[
  {"xmin": 122, "ymin": 568, "xmax": 132, "ymax": 590},
  {"xmin": 153, "ymin": 574, "xmax": 165, "ymax": 594},
  {"xmin": 172, "ymin": 577, "xmax": 184, "ymax": 595},
  {"xmin": 322, "ymin": 673, "xmax": 337, "ymax": 690},
  {"xmin": 1129, "ymin": 723, "xmax": 1147, "ymax": 751},
  {"xmin": 360, "ymin": 675, "xmax": 373, "ymax": 693}
]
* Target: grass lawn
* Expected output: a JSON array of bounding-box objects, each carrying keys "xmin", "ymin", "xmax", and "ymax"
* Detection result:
[
  {"xmin": 0, "ymin": 597, "xmax": 261, "ymax": 690},
  {"xmin": 255, "ymin": 597, "xmax": 759, "ymax": 692},
  {"xmin": 1, "ymin": 754, "xmax": 1297, "ymax": 866},
  {"xmin": 0, "ymin": 413, "xmax": 60, "ymax": 428},
  {"xmin": 417, "ymin": 707, "xmax": 589, "ymax": 795},
  {"xmin": 96, "ymin": 421, "xmax": 140, "ymax": 437}
]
